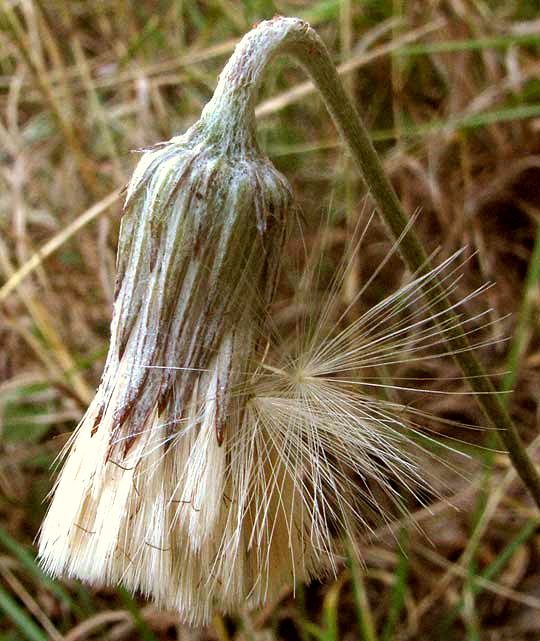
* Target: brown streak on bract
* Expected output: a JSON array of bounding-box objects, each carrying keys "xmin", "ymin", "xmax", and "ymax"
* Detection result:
[
  {"xmin": 91, "ymin": 406, "xmax": 104, "ymax": 436},
  {"xmin": 157, "ymin": 386, "xmax": 173, "ymax": 416},
  {"xmin": 122, "ymin": 434, "xmax": 137, "ymax": 457},
  {"xmin": 161, "ymin": 155, "xmax": 199, "ymax": 212},
  {"xmin": 215, "ymin": 383, "xmax": 224, "ymax": 446}
]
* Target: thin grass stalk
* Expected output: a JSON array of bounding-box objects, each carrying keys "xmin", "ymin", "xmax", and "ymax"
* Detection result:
[
  {"xmin": 1, "ymin": 1, "xmax": 98, "ymax": 195},
  {"xmin": 221, "ymin": 16, "xmax": 540, "ymax": 508}
]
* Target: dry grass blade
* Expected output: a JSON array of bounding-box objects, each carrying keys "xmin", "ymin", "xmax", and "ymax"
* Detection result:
[
  {"xmin": 0, "ymin": 0, "xmax": 98, "ymax": 193},
  {"xmin": 256, "ymin": 19, "xmax": 444, "ymax": 118},
  {"xmin": 0, "ymin": 562, "xmax": 63, "ymax": 641},
  {"xmin": 416, "ymin": 543, "xmax": 540, "ymax": 611},
  {"xmin": 63, "ymin": 610, "xmax": 131, "ymax": 641},
  {"xmin": 0, "ymin": 189, "xmax": 121, "ymax": 302}
]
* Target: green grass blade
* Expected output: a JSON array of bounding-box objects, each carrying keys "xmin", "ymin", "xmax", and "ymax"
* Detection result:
[
  {"xmin": 0, "ymin": 585, "xmax": 49, "ymax": 641},
  {"xmin": 398, "ymin": 33, "xmax": 540, "ymax": 55},
  {"xmin": 500, "ymin": 223, "xmax": 540, "ymax": 398},
  {"xmin": 270, "ymin": 105, "xmax": 540, "ymax": 156},
  {"xmin": 348, "ymin": 546, "xmax": 377, "ymax": 641},
  {"xmin": 456, "ymin": 222, "xmax": 540, "ymax": 635},
  {"xmin": 0, "ymin": 526, "xmax": 83, "ymax": 616},
  {"xmin": 440, "ymin": 518, "xmax": 540, "ymax": 631},
  {"xmin": 322, "ymin": 579, "xmax": 342, "ymax": 641},
  {"xmin": 381, "ymin": 527, "xmax": 409, "ymax": 641},
  {"xmin": 301, "ymin": 576, "xmax": 345, "ymax": 641},
  {"xmin": 370, "ymin": 104, "xmax": 540, "ymax": 141},
  {"xmin": 476, "ymin": 519, "xmax": 540, "ymax": 591},
  {"xmin": 303, "ymin": 622, "xmax": 331, "ymax": 641},
  {"xmin": 118, "ymin": 587, "xmax": 159, "ymax": 641},
  {"xmin": 299, "ymin": 0, "xmax": 340, "ymax": 23}
]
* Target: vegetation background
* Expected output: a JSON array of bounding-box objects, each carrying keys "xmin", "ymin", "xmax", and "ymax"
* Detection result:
[{"xmin": 1, "ymin": 0, "xmax": 540, "ymax": 639}]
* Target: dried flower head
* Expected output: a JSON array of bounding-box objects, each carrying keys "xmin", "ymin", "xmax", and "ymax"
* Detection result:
[
  {"xmin": 38, "ymin": 82, "xmax": 295, "ymax": 617},
  {"xmin": 39, "ymin": 16, "xmax": 494, "ymax": 626}
]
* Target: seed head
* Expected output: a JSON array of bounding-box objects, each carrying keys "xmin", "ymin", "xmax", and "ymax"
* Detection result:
[
  {"xmin": 38, "ymin": 17, "xmax": 490, "ymax": 626},
  {"xmin": 39, "ymin": 57, "xmax": 295, "ymax": 622}
]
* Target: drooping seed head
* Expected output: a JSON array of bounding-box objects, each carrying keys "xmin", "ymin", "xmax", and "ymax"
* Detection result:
[
  {"xmin": 37, "ymin": 16, "xmax": 481, "ymax": 626},
  {"xmin": 38, "ymin": 37, "xmax": 297, "ymax": 622}
]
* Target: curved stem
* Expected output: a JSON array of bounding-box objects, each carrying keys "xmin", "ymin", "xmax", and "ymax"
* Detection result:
[{"xmin": 213, "ymin": 16, "xmax": 540, "ymax": 507}]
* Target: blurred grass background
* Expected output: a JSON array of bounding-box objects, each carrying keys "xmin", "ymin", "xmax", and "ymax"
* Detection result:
[{"xmin": 1, "ymin": 0, "xmax": 540, "ymax": 639}]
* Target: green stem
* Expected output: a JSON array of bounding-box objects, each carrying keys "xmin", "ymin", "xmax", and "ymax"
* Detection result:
[{"xmin": 220, "ymin": 17, "xmax": 540, "ymax": 508}]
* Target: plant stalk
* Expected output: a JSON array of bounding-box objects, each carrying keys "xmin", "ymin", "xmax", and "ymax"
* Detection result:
[{"xmin": 218, "ymin": 17, "xmax": 540, "ymax": 508}]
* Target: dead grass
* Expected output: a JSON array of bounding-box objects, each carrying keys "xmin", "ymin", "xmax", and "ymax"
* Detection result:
[{"xmin": 1, "ymin": 1, "xmax": 540, "ymax": 639}]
